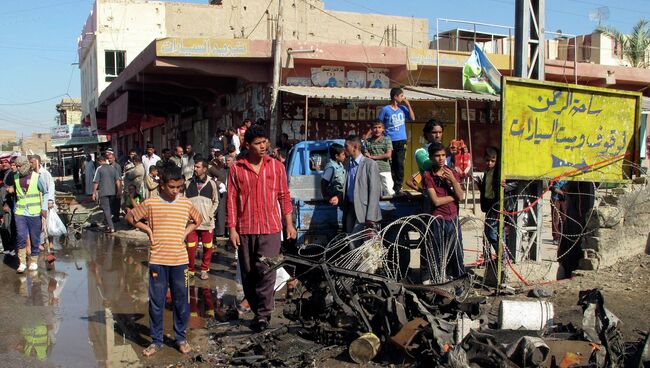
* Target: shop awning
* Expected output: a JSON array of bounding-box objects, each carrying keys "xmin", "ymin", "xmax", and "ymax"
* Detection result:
[
  {"xmin": 279, "ymin": 85, "xmax": 499, "ymax": 102},
  {"xmin": 279, "ymin": 86, "xmax": 445, "ymax": 101},
  {"xmin": 404, "ymin": 86, "xmax": 501, "ymax": 102}
]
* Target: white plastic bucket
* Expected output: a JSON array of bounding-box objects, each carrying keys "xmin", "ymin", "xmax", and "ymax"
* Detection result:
[{"xmin": 498, "ymin": 300, "xmax": 554, "ymax": 330}]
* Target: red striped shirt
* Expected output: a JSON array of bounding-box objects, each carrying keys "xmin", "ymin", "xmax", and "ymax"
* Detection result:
[{"xmin": 226, "ymin": 155, "xmax": 292, "ymax": 234}]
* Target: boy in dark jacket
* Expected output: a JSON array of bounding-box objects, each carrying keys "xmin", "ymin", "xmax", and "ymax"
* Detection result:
[{"xmin": 476, "ymin": 146, "xmax": 518, "ymax": 255}]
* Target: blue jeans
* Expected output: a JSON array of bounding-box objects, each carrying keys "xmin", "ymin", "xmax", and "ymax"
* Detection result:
[
  {"xmin": 15, "ymin": 215, "xmax": 42, "ymax": 256},
  {"xmin": 484, "ymin": 209, "xmax": 512, "ymax": 269},
  {"xmin": 484, "ymin": 209, "xmax": 500, "ymax": 249},
  {"xmin": 422, "ymin": 218, "xmax": 464, "ymax": 282},
  {"xmin": 148, "ymin": 264, "xmax": 189, "ymax": 346}
]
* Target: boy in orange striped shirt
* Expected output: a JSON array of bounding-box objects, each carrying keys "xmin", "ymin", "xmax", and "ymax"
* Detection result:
[{"xmin": 127, "ymin": 166, "xmax": 202, "ymax": 357}]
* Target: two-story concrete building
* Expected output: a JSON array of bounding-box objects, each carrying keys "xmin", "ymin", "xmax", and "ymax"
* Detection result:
[
  {"xmin": 81, "ymin": 0, "xmax": 650, "ymax": 174},
  {"xmin": 78, "ymin": 0, "xmax": 429, "ymax": 132}
]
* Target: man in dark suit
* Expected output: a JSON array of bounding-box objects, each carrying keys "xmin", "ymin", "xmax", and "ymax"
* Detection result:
[{"xmin": 343, "ymin": 135, "xmax": 382, "ymax": 240}]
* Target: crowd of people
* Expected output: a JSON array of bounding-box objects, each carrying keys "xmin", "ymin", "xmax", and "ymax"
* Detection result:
[{"xmin": 0, "ymin": 88, "xmax": 573, "ymax": 358}]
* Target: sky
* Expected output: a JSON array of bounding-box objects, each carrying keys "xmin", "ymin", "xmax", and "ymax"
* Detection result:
[{"xmin": 1, "ymin": 0, "xmax": 647, "ymax": 137}]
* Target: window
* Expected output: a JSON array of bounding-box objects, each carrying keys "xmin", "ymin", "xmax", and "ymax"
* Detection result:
[
  {"xmin": 105, "ymin": 50, "xmax": 125, "ymax": 81},
  {"xmin": 309, "ymin": 150, "xmax": 329, "ymax": 172}
]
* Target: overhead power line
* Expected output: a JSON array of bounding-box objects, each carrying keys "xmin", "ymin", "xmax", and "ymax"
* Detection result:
[
  {"xmin": 564, "ymin": 0, "xmax": 650, "ymax": 16},
  {"xmin": 245, "ymin": 0, "xmax": 274, "ymax": 39},
  {"xmin": 0, "ymin": 95, "xmax": 65, "ymax": 106},
  {"xmin": 298, "ymin": 0, "xmax": 410, "ymax": 47}
]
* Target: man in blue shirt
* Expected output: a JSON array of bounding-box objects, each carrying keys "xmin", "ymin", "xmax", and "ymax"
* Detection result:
[{"xmin": 378, "ymin": 87, "xmax": 415, "ymax": 195}]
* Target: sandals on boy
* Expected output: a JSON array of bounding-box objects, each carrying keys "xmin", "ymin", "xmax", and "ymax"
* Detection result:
[
  {"xmin": 178, "ymin": 341, "xmax": 192, "ymax": 354},
  {"xmin": 142, "ymin": 344, "xmax": 161, "ymax": 357}
]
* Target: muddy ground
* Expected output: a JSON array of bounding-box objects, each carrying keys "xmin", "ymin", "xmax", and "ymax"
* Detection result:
[
  {"xmin": 0, "ymin": 225, "xmax": 648, "ymax": 368},
  {"xmin": 546, "ymin": 253, "xmax": 650, "ymax": 341},
  {"xmin": 196, "ymin": 253, "xmax": 650, "ymax": 368}
]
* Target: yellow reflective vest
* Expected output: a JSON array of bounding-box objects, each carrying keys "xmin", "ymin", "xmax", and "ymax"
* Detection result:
[
  {"xmin": 22, "ymin": 325, "xmax": 49, "ymax": 361},
  {"xmin": 15, "ymin": 172, "xmax": 42, "ymax": 216}
]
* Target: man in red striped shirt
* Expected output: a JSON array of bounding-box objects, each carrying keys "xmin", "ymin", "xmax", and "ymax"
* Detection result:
[{"xmin": 227, "ymin": 125, "xmax": 296, "ymax": 331}]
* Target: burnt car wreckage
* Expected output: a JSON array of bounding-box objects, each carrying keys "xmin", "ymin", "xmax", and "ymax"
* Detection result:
[
  {"xmin": 219, "ymin": 253, "xmax": 649, "ymax": 366},
  {"xmin": 216, "ymin": 223, "xmax": 650, "ymax": 368}
]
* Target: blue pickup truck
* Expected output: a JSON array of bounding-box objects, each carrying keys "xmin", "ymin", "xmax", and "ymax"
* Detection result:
[{"xmin": 286, "ymin": 140, "xmax": 423, "ymax": 245}]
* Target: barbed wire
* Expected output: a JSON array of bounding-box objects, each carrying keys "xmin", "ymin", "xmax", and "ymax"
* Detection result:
[{"xmin": 294, "ymin": 157, "xmax": 649, "ymax": 290}]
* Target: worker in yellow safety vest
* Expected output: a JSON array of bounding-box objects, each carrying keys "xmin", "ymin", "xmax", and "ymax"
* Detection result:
[
  {"xmin": 22, "ymin": 324, "xmax": 50, "ymax": 361},
  {"xmin": 5, "ymin": 156, "xmax": 48, "ymax": 273}
]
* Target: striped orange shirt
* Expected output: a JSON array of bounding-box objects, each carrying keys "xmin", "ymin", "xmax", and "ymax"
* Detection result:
[{"xmin": 131, "ymin": 196, "xmax": 201, "ymax": 266}]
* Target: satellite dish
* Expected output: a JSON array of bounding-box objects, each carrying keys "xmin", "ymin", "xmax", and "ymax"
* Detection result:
[{"xmin": 589, "ymin": 6, "xmax": 610, "ymax": 26}]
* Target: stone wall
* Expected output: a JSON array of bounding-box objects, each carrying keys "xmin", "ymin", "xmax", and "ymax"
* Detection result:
[
  {"xmin": 0, "ymin": 129, "xmax": 16, "ymax": 145},
  {"xmin": 21, "ymin": 132, "xmax": 52, "ymax": 156},
  {"xmin": 581, "ymin": 184, "xmax": 650, "ymax": 269},
  {"xmin": 163, "ymin": 0, "xmax": 429, "ymax": 48}
]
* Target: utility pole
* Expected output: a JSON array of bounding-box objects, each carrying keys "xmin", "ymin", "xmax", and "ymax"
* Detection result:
[
  {"xmin": 514, "ymin": 0, "xmax": 545, "ymax": 80},
  {"xmin": 497, "ymin": 0, "xmax": 546, "ymax": 288},
  {"xmin": 269, "ymin": 0, "xmax": 284, "ymax": 143}
]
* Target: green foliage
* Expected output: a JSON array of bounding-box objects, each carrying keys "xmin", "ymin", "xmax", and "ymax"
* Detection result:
[
  {"xmin": 0, "ymin": 141, "xmax": 19, "ymax": 151},
  {"xmin": 598, "ymin": 19, "xmax": 650, "ymax": 68}
]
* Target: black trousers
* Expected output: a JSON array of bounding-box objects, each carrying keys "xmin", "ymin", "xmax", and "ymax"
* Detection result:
[
  {"xmin": 111, "ymin": 195, "xmax": 120, "ymax": 221},
  {"xmin": 215, "ymin": 192, "xmax": 227, "ymax": 237},
  {"xmin": 390, "ymin": 140, "xmax": 406, "ymax": 193},
  {"xmin": 0, "ymin": 209, "xmax": 16, "ymax": 252}
]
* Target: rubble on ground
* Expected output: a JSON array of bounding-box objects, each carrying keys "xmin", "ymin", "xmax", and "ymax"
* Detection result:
[{"xmin": 210, "ymin": 248, "xmax": 650, "ymax": 367}]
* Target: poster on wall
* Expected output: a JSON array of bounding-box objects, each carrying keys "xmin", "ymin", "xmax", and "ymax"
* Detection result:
[
  {"xmin": 369, "ymin": 107, "xmax": 376, "ymax": 120},
  {"xmin": 341, "ymin": 109, "xmax": 350, "ymax": 121},
  {"xmin": 281, "ymin": 120, "xmax": 305, "ymax": 140},
  {"xmin": 375, "ymin": 106, "xmax": 383, "ymax": 119},
  {"xmin": 350, "ymin": 109, "xmax": 358, "ymax": 121},
  {"xmin": 286, "ymin": 77, "xmax": 312, "ymax": 86},
  {"xmin": 358, "ymin": 108, "xmax": 366, "ymax": 121},
  {"xmin": 310, "ymin": 107, "xmax": 323, "ymax": 119},
  {"xmin": 311, "ymin": 66, "xmax": 345, "ymax": 87},
  {"xmin": 367, "ymin": 68, "xmax": 390, "ymax": 88},
  {"xmin": 461, "ymin": 108, "xmax": 476, "ymax": 121},
  {"xmin": 346, "ymin": 70, "xmax": 366, "ymax": 88}
]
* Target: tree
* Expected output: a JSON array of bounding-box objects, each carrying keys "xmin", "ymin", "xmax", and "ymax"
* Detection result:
[
  {"xmin": 1, "ymin": 141, "xmax": 19, "ymax": 151},
  {"xmin": 598, "ymin": 19, "xmax": 650, "ymax": 68}
]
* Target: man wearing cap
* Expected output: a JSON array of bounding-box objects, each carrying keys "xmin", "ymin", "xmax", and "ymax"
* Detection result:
[
  {"xmin": 0, "ymin": 154, "xmax": 15, "ymax": 255},
  {"xmin": 5, "ymin": 156, "xmax": 49, "ymax": 273}
]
